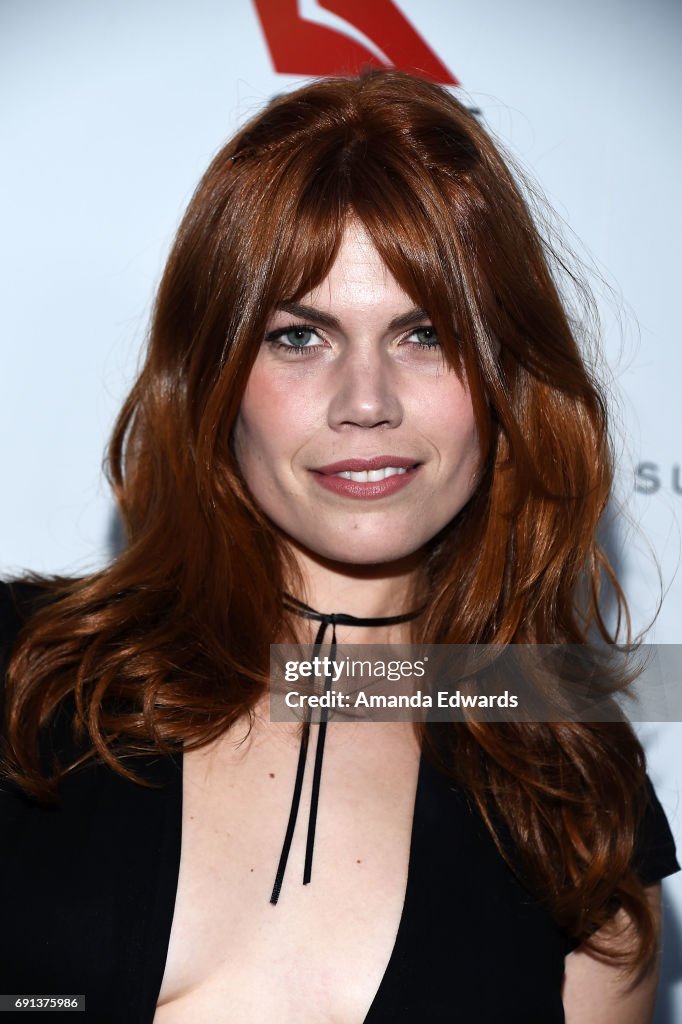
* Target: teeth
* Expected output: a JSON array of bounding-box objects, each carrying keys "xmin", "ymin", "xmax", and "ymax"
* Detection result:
[{"xmin": 334, "ymin": 467, "xmax": 409, "ymax": 482}]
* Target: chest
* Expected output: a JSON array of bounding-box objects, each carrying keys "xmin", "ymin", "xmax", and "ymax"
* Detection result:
[
  {"xmin": 154, "ymin": 720, "xmax": 422, "ymax": 1024},
  {"xmin": 0, "ymin": 729, "xmax": 572, "ymax": 1023}
]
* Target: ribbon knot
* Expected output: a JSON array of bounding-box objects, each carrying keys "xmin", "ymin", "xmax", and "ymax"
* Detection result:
[{"xmin": 269, "ymin": 594, "xmax": 422, "ymax": 905}]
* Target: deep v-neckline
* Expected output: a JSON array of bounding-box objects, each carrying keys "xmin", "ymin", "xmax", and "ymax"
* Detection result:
[
  {"xmin": 151, "ymin": 745, "xmax": 427, "ymax": 1023},
  {"xmin": 362, "ymin": 748, "xmax": 426, "ymax": 1021}
]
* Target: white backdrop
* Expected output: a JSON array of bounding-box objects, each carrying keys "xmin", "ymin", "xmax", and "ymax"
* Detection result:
[{"xmin": 2, "ymin": 1, "xmax": 681, "ymax": 1016}]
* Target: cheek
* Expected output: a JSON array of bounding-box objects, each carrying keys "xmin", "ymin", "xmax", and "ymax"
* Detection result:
[
  {"xmin": 236, "ymin": 365, "xmax": 287, "ymax": 451},
  {"xmin": 233, "ymin": 376, "xmax": 272, "ymax": 482},
  {"xmin": 234, "ymin": 367, "xmax": 317, "ymax": 477},
  {"xmin": 461, "ymin": 405, "xmax": 481, "ymax": 463},
  {"xmin": 432, "ymin": 385, "xmax": 481, "ymax": 470}
]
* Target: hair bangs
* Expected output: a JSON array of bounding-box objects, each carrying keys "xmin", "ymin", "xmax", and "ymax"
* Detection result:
[{"xmin": 340, "ymin": 152, "xmax": 501, "ymax": 457}]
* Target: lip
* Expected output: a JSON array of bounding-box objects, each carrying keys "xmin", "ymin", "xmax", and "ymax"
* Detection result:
[
  {"xmin": 315, "ymin": 455, "xmax": 419, "ymax": 474},
  {"xmin": 311, "ymin": 457, "xmax": 421, "ymax": 501}
]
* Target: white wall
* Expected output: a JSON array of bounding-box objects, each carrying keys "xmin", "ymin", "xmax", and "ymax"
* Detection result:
[{"xmin": 2, "ymin": 1, "xmax": 680, "ymax": 1016}]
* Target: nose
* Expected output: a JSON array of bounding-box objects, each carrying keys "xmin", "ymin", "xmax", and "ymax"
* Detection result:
[{"xmin": 327, "ymin": 344, "xmax": 403, "ymax": 430}]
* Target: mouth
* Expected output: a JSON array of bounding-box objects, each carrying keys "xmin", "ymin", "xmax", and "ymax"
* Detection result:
[
  {"xmin": 314, "ymin": 455, "xmax": 420, "ymax": 477},
  {"xmin": 331, "ymin": 466, "xmax": 410, "ymax": 482},
  {"xmin": 311, "ymin": 456, "xmax": 421, "ymax": 500}
]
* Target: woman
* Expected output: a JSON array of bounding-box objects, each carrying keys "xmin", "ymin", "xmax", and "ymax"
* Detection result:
[{"xmin": 0, "ymin": 70, "xmax": 678, "ymax": 1023}]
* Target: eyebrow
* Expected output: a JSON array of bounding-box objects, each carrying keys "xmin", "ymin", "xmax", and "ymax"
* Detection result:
[{"xmin": 275, "ymin": 302, "xmax": 431, "ymax": 332}]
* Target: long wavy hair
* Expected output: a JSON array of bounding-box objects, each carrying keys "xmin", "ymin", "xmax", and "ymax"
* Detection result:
[{"xmin": 2, "ymin": 71, "xmax": 654, "ymax": 970}]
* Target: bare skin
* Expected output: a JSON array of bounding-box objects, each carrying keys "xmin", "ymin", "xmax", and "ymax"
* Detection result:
[
  {"xmin": 157, "ymin": 223, "xmax": 466, "ymax": 1021},
  {"xmin": 563, "ymin": 884, "xmax": 662, "ymax": 1024},
  {"xmin": 155, "ymin": 705, "xmax": 663, "ymax": 1024},
  {"xmin": 154, "ymin": 705, "xmax": 421, "ymax": 1024},
  {"xmin": 154, "ymin": 223, "xmax": 662, "ymax": 1020}
]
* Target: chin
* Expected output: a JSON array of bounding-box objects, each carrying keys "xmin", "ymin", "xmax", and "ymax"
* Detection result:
[{"xmin": 298, "ymin": 531, "xmax": 427, "ymax": 571}]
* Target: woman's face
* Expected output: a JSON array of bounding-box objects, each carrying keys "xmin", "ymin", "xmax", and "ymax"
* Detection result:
[{"xmin": 233, "ymin": 222, "xmax": 481, "ymax": 569}]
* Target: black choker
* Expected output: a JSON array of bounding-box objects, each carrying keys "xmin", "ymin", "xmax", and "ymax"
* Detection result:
[{"xmin": 269, "ymin": 594, "xmax": 422, "ymax": 905}]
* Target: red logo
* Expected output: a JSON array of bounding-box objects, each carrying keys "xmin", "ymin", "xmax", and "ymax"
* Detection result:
[{"xmin": 252, "ymin": 0, "xmax": 458, "ymax": 85}]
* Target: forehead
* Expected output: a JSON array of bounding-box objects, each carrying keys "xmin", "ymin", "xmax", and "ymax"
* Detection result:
[{"xmin": 300, "ymin": 221, "xmax": 413, "ymax": 314}]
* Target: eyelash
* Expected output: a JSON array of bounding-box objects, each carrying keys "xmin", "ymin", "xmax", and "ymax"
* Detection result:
[
  {"xmin": 264, "ymin": 325, "xmax": 322, "ymax": 355},
  {"xmin": 263, "ymin": 323, "xmax": 440, "ymax": 356}
]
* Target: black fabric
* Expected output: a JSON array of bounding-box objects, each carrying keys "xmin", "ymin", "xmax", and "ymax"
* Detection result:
[{"xmin": 0, "ymin": 580, "xmax": 679, "ymax": 1023}]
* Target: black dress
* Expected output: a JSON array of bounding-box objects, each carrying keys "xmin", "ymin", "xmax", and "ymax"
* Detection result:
[{"xmin": 0, "ymin": 581, "xmax": 679, "ymax": 1023}]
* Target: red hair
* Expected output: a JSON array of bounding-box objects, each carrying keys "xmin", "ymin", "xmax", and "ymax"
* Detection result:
[{"xmin": 2, "ymin": 71, "xmax": 654, "ymax": 970}]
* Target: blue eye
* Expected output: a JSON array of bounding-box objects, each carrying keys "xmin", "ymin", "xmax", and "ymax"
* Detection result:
[
  {"xmin": 410, "ymin": 326, "xmax": 439, "ymax": 348},
  {"xmin": 264, "ymin": 324, "xmax": 322, "ymax": 354},
  {"xmin": 284, "ymin": 328, "xmax": 314, "ymax": 347}
]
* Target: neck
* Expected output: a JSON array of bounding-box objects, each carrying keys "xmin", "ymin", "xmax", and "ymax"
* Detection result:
[{"xmin": 284, "ymin": 545, "xmax": 423, "ymax": 644}]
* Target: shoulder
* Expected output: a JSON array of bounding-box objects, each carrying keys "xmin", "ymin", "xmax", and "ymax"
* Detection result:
[
  {"xmin": 634, "ymin": 773, "xmax": 680, "ymax": 884},
  {"xmin": 0, "ymin": 580, "xmax": 27, "ymax": 645},
  {"xmin": 563, "ymin": 884, "xmax": 663, "ymax": 1024},
  {"xmin": 0, "ymin": 578, "xmax": 50, "ymax": 671},
  {"xmin": 0, "ymin": 576, "xmax": 82, "ymax": 637},
  {"xmin": 0, "ymin": 576, "xmax": 78, "ymax": 721}
]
